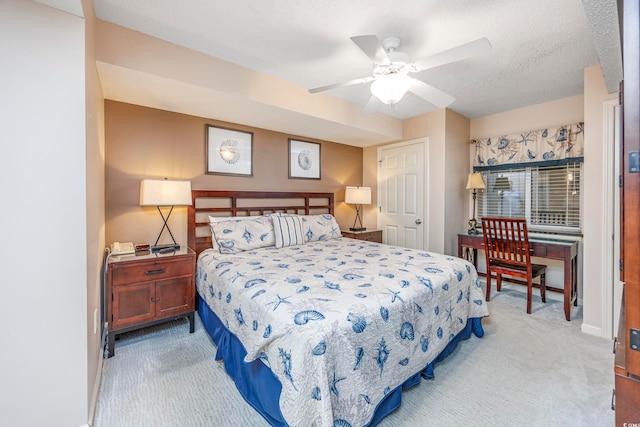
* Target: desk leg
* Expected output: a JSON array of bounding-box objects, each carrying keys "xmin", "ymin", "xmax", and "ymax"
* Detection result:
[
  {"xmin": 563, "ymin": 255, "xmax": 572, "ymax": 321},
  {"xmin": 459, "ymin": 246, "xmax": 478, "ymax": 270},
  {"xmin": 572, "ymin": 256, "xmax": 578, "ymax": 307}
]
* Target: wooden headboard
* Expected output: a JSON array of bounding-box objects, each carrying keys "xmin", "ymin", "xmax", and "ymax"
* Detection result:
[{"xmin": 188, "ymin": 190, "xmax": 335, "ymax": 257}]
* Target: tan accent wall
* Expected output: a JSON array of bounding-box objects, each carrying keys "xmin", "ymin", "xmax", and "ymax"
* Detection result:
[{"xmin": 105, "ymin": 101, "xmax": 363, "ymax": 247}]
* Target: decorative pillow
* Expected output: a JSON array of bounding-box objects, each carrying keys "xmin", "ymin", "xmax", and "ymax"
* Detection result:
[
  {"xmin": 210, "ymin": 216, "xmax": 275, "ymax": 254},
  {"xmin": 272, "ymin": 215, "xmax": 305, "ymax": 248},
  {"xmin": 300, "ymin": 214, "xmax": 342, "ymax": 242},
  {"xmin": 209, "ymin": 215, "xmax": 262, "ymax": 251}
]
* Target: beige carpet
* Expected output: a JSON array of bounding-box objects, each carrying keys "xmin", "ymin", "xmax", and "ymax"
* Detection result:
[{"xmin": 93, "ymin": 289, "xmax": 614, "ymax": 427}]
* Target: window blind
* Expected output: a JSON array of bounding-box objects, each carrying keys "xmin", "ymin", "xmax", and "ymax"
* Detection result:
[{"xmin": 476, "ymin": 162, "xmax": 582, "ymax": 232}]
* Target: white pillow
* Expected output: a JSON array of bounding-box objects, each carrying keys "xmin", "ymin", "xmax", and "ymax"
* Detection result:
[
  {"xmin": 209, "ymin": 215, "xmax": 262, "ymax": 251},
  {"xmin": 210, "ymin": 216, "xmax": 275, "ymax": 254},
  {"xmin": 300, "ymin": 214, "xmax": 342, "ymax": 242},
  {"xmin": 272, "ymin": 215, "xmax": 305, "ymax": 248}
]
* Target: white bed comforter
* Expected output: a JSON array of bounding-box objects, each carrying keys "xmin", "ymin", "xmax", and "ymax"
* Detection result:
[{"xmin": 196, "ymin": 238, "xmax": 488, "ymax": 427}]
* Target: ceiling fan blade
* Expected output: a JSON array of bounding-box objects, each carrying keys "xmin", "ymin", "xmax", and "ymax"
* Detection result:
[
  {"xmin": 351, "ymin": 35, "xmax": 389, "ymax": 64},
  {"xmin": 309, "ymin": 76, "xmax": 374, "ymax": 94},
  {"xmin": 409, "ymin": 79, "xmax": 456, "ymax": 108},
  {"xmin": 362, "ymin": 96, "xmax": 380, "ymax": 115},
  {"xmin": 413, "ymin": 37, "xmax": 492, "ymax": 71}
]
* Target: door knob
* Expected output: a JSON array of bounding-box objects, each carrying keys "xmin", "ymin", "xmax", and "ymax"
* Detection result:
[{"xmin": 415, "ymin": 219, "xmax": 423, "ymax": 225}]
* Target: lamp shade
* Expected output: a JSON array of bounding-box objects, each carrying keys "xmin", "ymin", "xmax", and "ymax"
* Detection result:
[
  {"xmin": 493, "ymin": 176, "xmax": 511, "ymax": 191},
  {"xmin": 370, "ymin": 74, "xmax": 413, "ymax": 105},
  {"xmin": 345, "ymin": 186, "xmax": 371, "ymax": 205},
  {"xmin": 140, "ymin": 179, "xmax": 192, "ymax": 206},
  {"xmin": 465, "ymin": 172, "xmax": 486, "ymax": 190}
]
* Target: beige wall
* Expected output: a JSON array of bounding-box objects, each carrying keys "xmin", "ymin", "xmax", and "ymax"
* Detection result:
[
  {"xmin": 470, "ymin": 95, "xmax": 585, "ymax": 138},
  {"xmin": 583, "ymin": 64, "xmax": 618, "ymax": 336},
  {"xmin": 95, "ymin": 19, "xmax": 402, "ymax": 146},
  {"xmin": 403, "ymin": 109, "xmax": 447, "ymax": 252},
  {"xmin": 105, "ymin": 101, "xmax": 363, "ymax": 247},
  {"xmin": 469, "ymin": 83, "xmax": 620, "ymax": 337},
  {"xmin": 83, "ymin": 0, "xmax": 106, "ymax": 420},
  {"xmin": 444, "ymin": 110, "xmax": 472, "ymax": 255},
  {"xmin": 0, "ymin": 1, "xmax": 89, "ymax": 426},
  {"xmin": 362, "ymin": 109, "xmax": 470, "ymax": 255}
]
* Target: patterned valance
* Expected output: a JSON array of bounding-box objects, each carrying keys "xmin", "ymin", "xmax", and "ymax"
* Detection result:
[{"xmin": 472, "ymin": 122, "xmax": 584, "ymax": 170}]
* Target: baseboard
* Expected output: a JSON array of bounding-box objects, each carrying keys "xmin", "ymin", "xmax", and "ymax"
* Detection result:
[
  {"xmin": 580, "ymin": 322, "xmax": 603, "ymax": 337},
  {"xmin": 87, "ymin": 346, "xmax": 104, "ymax": 427}
]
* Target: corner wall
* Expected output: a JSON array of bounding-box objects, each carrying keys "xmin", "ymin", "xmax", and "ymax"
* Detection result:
[
  {"xmin": 0, "ymin": 1, "xmax": 89, "ymax": 425},
  {"xmin": 403, "ymin": 109, "xmax": 447, "ymax": 253},
  {"xmin": 583, "ymin": 64, "xmax": 618, "ymax": 337},
  {"xmin": 83, "ymin": 0, "xmax": 106, "ymax": 421},
  {"xmin": 469, "ymin": 96, "xmax": 585, "ymax": 308}
]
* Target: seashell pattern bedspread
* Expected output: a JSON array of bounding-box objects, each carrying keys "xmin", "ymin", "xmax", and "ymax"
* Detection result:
[{"xmin": 196, "ymin": 237, "xmax": 489, "ymax": 427}]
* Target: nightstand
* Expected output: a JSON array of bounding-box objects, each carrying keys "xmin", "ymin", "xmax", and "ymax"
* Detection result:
[
  {"xmin": 341, "ymin": 229, "xmax": 383, "ymax": 243},
  {"xmin": 105, "ymin": 247, "xmax": 196, "ymax": 357}
]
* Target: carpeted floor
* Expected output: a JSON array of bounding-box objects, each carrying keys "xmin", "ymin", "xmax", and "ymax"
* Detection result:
[{"xmin": 93, "ymin": 288, "xmax": 615, "ymax": 427}]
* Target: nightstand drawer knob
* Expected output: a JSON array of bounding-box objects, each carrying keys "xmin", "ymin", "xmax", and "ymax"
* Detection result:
[{"xmin": 145, "ymin": 269, "xmax": 166, "ymax": 275}]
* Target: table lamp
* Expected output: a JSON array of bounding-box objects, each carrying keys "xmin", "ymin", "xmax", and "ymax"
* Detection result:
[
  {"xmin": 140, "ymin": 178, "xmax": 192, "ymax": 252},
  {"xmin": 345, "ymin": 186, "xmax": 371, "ymax": 232},
  {"xmin": 466, "ymin": 172, "xmax": 485, "ymax": 235}
]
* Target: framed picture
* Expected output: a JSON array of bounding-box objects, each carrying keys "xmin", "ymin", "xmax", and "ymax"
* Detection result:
[
  {"xmin": 288, "ymin": 139, "xmax": 321, "ymax": 180},
  {"xmin": 206, "ymin": 125, "xmax": 253, "ymax": 176}
]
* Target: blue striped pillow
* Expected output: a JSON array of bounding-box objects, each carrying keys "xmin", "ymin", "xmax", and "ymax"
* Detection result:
[{"xmin": 272, "ymin": 215, "xmax": 305, "ymax": 248}]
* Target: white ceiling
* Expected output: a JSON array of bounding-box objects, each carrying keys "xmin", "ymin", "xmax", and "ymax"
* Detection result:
[{"xmin": 92, "ymin": 0, "xmax": 621, "ymax": 143}]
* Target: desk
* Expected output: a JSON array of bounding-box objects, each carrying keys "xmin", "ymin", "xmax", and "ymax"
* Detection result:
[{"xmin": 458, "ymin": 233, "xmax": 579, "ymax": 321}]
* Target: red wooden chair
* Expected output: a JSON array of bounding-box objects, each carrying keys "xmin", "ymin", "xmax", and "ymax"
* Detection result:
[{"xmin": 481, "ymin": 217, "xmax": 547, "ymax": 314}]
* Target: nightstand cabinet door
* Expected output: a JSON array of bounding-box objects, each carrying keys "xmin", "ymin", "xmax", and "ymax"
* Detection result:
[
  {"xmin": 112, "ymin": 281, "xmax": 155, "ymax": 328},
  {"xmin": 157, "ymin": 276, "xmax": 193, "ymax": 317}
]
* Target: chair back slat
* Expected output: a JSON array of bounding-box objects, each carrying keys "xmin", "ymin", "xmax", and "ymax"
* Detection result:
[{"xmin": 481, "ymin": 217, "xmax": 531, "ymax": 269}]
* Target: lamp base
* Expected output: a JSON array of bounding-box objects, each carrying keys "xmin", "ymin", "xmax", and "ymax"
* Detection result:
[
  {"xmin": 152, "ymin": 244, "xmax": 181, "ymax": 253},
  {"xmin": 468, "ymin": 218, "xmax": 480, "ymax": 235},
  {"xmin": 349, "ymin": 227, "xmax": 367, "ymax": 232}
]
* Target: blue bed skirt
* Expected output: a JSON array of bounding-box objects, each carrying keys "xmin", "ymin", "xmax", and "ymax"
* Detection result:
[{"xmin": 197, "ymin": 294, "xmax": 485, "ymax": 427}]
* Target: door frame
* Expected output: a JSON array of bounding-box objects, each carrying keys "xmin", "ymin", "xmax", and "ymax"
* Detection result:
[
  {"xmin": 602, "ymin": 98, "xmax": 620, "ymax": 339},
  {"xmin": 377, "ymin": 137, "xmax": 429, "ymax": 250}
]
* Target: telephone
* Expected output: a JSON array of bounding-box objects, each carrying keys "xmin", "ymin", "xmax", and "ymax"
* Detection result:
[{"xmin": 110, "ymin": 242, "xmax": 135, "ymax": 255}]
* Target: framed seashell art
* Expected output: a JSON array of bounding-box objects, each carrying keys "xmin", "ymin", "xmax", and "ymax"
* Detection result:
[
  {"xmin": 288, "ymin": 139, "xmax": 321, "ymax": 179},
  {"xmin": 206, "ymin": 124, "xmax": 253, "ymax": 176}
]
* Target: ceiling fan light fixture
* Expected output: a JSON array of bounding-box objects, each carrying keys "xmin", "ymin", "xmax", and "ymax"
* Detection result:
[{"xmin": 370, "ymin": 73, "xmax": 413, "ymax": 105}]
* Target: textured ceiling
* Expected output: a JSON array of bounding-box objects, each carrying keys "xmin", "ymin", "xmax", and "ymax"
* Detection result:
[{"xmin": 92, "ymin": 0, "xmax": 621, "ymax": 139}]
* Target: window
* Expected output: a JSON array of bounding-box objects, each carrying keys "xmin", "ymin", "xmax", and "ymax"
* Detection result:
[{"xmin": 476, "ymin": 161, "xmax": 582, "ymax": 233}]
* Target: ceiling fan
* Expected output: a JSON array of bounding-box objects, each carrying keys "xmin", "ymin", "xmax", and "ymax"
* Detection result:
[{"xmin": 309, "ymin": 35, "xmax": 492, "ymax": 114}]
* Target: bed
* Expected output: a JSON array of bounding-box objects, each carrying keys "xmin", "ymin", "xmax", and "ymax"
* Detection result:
[{"xmin": 188, "ymin": 190, "xmax": 489, "ymax": 427}]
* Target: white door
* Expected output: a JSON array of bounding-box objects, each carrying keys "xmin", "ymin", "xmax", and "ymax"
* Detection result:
[{"xmin": 378, "ymin": 139, "xmax": 426, "ymax": 249}]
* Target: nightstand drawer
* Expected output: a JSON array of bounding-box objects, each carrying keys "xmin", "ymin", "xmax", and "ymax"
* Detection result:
[
  {"xmin": 341, "ymin": 229, "xmax": 383, "ymax": 243},
  {"xmin": 358, "ymin": 231, "xmax": 382, "ymax": 242},
  {"xmin": 111, "ymin": 258, "xmax": 193, "ymax": 285}
]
